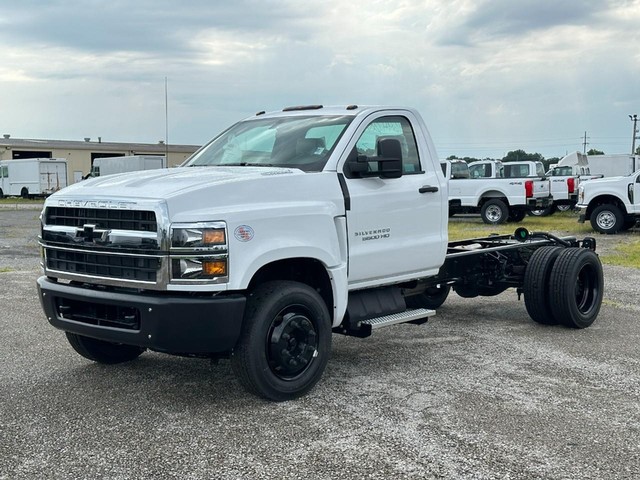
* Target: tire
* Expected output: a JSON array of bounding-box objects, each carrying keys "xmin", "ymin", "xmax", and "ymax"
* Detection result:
[
  {"xmin": 528, "ymin": 207, "xmax": 551, "ymax": 217},
  {"xmin": 480, "ymin": 199, "xmax": 509, "ymax": 224},
  {"xmin": 549, "ymin": 248, "xmax": 603, "ymax": 329},
  {"xmin": 406, "ymin": 285, "xmax": 451, "ymax": 309},
  {"xmin": 21, "ymin": 187, "xmax": 29, "ymax": 199},
  {"xmin": 622, "ymin": 218, "xmax": 637, "ymax": 231},
  {"xmin": 557, "ymin": 204, "xmax": 572, "ymax": 212},
  {"xmin": 231, "ymin": 281, "xmax": 332, "ymax": 401},
  {"xmin": 507, "ymin": 209, "xmax": 526, "ymax": 222},
  {"xmin": 0, "ymin": 188, "xmax": 4, "ymax": 199},
  {"xmin": 590, "ymin": 204, "xmax": 624, "ymax": 234},
  {"xmin": 523, "ymin": 246, "xmax": 563, "ymax": 325},
  {"xmin": 527, "ymin": 204, "xmax": 557, "ymax": 217},
  {"xmin": 65, "ymin": 332, "xmax": 145, "ymax": 364}
]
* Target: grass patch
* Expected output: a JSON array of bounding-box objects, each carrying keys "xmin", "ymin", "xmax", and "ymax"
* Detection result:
[
  {"xmin": 0, "ymin": 267, "xmax": 14, "ymax": 273},
  {"xmin": 601, "ymin": 240, "xmax": 640, "ymax": 269},
  {"xmin": 448, "ymin": 212, "xmax": 592, "ymax": 242}
]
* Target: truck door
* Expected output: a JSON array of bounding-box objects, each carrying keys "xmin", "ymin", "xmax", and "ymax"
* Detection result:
[{"xmin": 341, "ymin": 112, "xmax": 445, "ymax": 287}]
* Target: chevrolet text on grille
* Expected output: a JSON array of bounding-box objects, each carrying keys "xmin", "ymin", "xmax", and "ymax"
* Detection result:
[{"xmin": 57, "ymin": 199, "xmax": 138, "ymax": 209}]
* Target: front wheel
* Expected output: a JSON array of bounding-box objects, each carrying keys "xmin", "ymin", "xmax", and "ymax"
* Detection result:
[
  {"xmin": 480, "ymin": 199, "xmax": 509, "ymax": 224},
  {"xmin": 231, "ymin": 281, "xmax": 332, "ymax": 401},
  {"xmin": 65, "ymin": 333, "xmax": 145, "ymax": 364},
  {"xmin": 590, "ymin": 204, "xmax": 624, "ymax": 234}
]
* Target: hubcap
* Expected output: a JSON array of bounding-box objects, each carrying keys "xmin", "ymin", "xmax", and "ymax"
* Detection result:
[
  {"xmin": 267, "ymin": 309, "xmax": 318, "ymax": 379},
  {"xmin": 596, "ymin": 211, "xmax": 615, "ymax": 230},
  {"xmin": 486, "ymin": 205, "xmax": 503, "ymax": 222}
]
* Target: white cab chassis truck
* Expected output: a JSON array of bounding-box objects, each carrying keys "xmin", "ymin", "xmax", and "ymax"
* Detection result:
[
  {"xmin": 37, "ymin": 106, "xmax": 604, "ymax": 401},
  {"xmin": 576, "ymin": 169, "xmax": 640, "ymax": 234},
  {"xmin": 0, "ymin": 158, "xmax": 68, "ymax": 198}
]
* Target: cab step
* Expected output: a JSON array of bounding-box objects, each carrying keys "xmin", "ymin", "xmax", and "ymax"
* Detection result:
[
  {"xmin": 333, "ymin": 308, "xmax": 435, "ymax": 338},
  {"xmin": 362, "ymin": 308, "xmax": 435, "ymax": 330}
]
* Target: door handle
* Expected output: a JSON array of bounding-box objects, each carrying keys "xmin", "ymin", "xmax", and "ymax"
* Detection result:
[{"xmin": 419, "ymin": 185, "xmax": 439, "ymax": 193}]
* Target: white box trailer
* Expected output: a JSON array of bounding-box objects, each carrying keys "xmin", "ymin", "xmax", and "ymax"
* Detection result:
[
  {"xmin": 578, "ymin": 154, "xmax": 639, "ymax": 177},
  {"xmin": 91, "ymin": 155, "xmax": 166, "ymax": 177},
  {"xmin": 0, "ymin": 158, "xmax": 68, "ymax": 198}
]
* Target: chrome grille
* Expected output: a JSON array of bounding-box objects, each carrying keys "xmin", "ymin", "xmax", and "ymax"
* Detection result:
[
  {"xmin": 45, "ymin": 207, "xmax": 157, "ymax": 232},
  {"xmin": 41, "ymin": 204, "xmax": 166, "ymax": 288}
]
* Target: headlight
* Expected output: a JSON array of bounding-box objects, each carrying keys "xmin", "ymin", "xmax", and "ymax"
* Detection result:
[
  {"xmin": 170, "ymin": 222, "xmax": 228, "ymax": 283},
  {"xmin": 171, "ymin": 222, "xmax": 226, "ymax": 250}
]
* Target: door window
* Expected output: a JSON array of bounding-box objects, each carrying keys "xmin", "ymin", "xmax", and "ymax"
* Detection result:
[{"xmin": 354, "ymin": 116, "xmax": 421, "ymax": 173}]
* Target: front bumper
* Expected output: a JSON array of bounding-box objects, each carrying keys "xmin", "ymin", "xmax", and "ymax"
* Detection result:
[
  {"xmin": 37, "ymin": 276, "xmax": 246, "ymax": 355},
  {"xmin": 575, "ymin": 205, "xmax": 588, "ymax": 223}
]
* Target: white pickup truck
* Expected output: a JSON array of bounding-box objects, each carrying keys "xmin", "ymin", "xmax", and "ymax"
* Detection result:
[
  {"xmin": 576, "ymin": 170, "xmax": 640, "ymax": 233},
  {"xmin": 447, "ymin": 159, "xmax": 552, "ymax": 223},
  {"xmin": 37, "ymin": 105, "xmax": 603, "ymax": 401}
]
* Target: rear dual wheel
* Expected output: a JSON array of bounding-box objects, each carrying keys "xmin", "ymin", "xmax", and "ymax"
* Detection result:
[{"xmin": 524, "ymin": 247, "xmax": 603, "ymax": 328}]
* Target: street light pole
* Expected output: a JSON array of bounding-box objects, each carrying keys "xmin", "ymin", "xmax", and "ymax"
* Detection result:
[{"xmin": 630, "ymin": 114, "xmax": 638, "ymax": 156}]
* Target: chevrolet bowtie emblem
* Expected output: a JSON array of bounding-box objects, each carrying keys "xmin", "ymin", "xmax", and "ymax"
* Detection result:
[{"xmin": 75, "ymin": 224, "xmax": 109, "ymax": 243}]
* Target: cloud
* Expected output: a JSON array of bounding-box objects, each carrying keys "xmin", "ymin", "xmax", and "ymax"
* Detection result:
[{"xmin": 0, "ymin": 0, "xmax": 638, "ymax": 157}]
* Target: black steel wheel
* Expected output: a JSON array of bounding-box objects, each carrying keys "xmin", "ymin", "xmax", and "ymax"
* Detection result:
[
  {"xmin": 406, "ymin": 284, "xmax": 451, "ymax": 309},
  {"xmin": 523, "ymin": 246, "xmax": 563, "ymax": 325},
  {"xmin": 480, "ymin": 199, "xmax": 509, "ymax": 224},
  {"xmin": 549, "ymin": 248, "xmax": 603, "ymax": 329},
  {"xmin": 65, "ymin": 333, "xmax": 145, "ymax": 364},
  {"xmin": 20, "ymin": 187, "xmax": 29, "ymax": 199},
  {"xmin": 231, "ymin": 281, "xmax": 331, "ymax": 401},
  {"xmin": 590, "ymin": 204, "xmax": 624, "ymax": 234}
]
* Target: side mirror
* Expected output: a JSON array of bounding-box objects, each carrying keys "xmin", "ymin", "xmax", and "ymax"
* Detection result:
[
  {"xmin": 344, "ymin": 138, "xmax": 404, "ymax": 179},
  {"xmin": 376, "ymin": 138, "xmax": 403, "ymax": 179}
]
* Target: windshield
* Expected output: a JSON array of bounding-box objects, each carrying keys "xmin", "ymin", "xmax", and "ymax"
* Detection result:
[{"xmin": 185, "ymin": 115, "xmax": 353, "ymax": 172}]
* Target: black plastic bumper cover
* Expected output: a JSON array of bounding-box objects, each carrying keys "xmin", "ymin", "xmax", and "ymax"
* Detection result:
[{"xmin": 37, "ymin": 276, "xmax": 246, "ymax": 355}]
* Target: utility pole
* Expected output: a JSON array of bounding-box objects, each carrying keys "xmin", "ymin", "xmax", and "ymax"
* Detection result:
[
  {"xmin": 582, "ymin": 131, "xmax": 589, "ymax": 154},
  {"xmin": 630, "ymin": 114, "xmax": 638, "ymax": 156},
  {"xmin": 165, "ymin": 77, "xmax": 169, "ymax": 165}
]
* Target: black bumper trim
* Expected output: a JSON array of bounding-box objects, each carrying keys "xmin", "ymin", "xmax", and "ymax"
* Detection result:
[{"xmin": 37, "ymin": 276, "xmax": 246, "ymax": 355}]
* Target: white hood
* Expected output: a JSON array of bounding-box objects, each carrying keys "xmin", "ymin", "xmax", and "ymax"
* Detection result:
[
  {"xmin": 55, "ymin": 166, "xmax": 303, "ymax": 200},
  {"xmin": 47, "ymin": 166, "xmax": 344, "ymax": 223}
]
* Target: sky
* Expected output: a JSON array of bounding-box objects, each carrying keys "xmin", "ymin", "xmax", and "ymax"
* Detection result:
[{"xmin": 0, "ymin": 0, "xmax": 639, "ymax": 160}]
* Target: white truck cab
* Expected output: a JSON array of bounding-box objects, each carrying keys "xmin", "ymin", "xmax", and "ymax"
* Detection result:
[{"xmin": 37, "ymin": 105, "xmax": 603, "ymax": 401}]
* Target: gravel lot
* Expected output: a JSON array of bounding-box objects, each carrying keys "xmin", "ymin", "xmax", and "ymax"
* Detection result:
[{"xmin": 1, "ymin": 206, "xmax": 639, "ymax": 479}]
